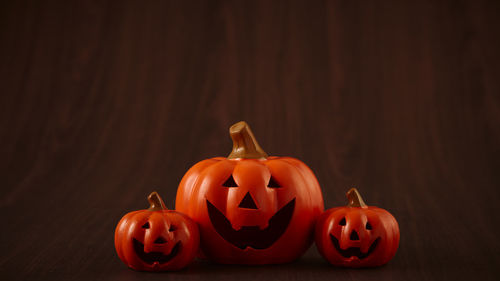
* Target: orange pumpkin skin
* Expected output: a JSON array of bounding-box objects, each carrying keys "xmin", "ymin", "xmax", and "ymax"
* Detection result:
[
  {"xmin": 315, "ymin": 189, "xmax": 399, "ymax": 267},
  {"xmin": 175, "ymin": 156, "xmax": 324, "ymax": 264},
  {"xmin": 115, "ymin": 192, "xmax": 199, "ymax": 271}
]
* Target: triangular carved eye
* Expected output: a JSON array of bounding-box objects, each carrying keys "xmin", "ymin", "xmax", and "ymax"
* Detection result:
[
  {"xmin": 222, "ymin": 175, "xmax": 238, "ymax": 187},
  {"xmin": 267, "ymin": 176, "xmax": 281, "ymax": 188}
]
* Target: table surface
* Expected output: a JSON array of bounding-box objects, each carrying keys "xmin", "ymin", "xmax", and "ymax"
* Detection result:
[{"xmin": 1, "ymin": 0, "xmax": 499, "ymax": 280}]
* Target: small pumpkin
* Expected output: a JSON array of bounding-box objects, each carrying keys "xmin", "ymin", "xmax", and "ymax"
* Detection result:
[
  {"xmin": 315, "ymin": 188, "xmax": 399, "ymax": 267},
  {"xmin": 175, "ymin": 121, "xmax": 324, "ymax": 264},
  {"xmin": 115, "ymin": 192, "xmax": 199, "ymax": 271}
]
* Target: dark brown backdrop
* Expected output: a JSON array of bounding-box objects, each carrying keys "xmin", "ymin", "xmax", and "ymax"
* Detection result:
[{"xmin": 1, "ymin": 0, "xmax": 499, "ymax": 280}]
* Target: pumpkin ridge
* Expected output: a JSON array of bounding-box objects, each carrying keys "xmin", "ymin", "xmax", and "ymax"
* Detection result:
[
  {"xmin": 206, "ymin": 160, "xmax": 234, "ymax": 214},
  {"xmin": 274, "ymin": 158, "xmax": 320, "ymax": 210},
  {"xmin": 116, "ymin": 210, "xmax": 143, "ymax": 259},
  {"xmin": 175, "ymin": 158, "xmax": 220, "ymax": 208},
  {"xmin": 279, "ymin": 157, "xmax": 324, "ymax": 211},
  {"xmin": 121, "ymin": 211, "xmax": 148, "ymax": 265},
  {"xmin": 176, "ymin": 158, "xmax": 220, "ymax": 214},
  {"xmin": 265, "ymin": 159, "xmax": 304, "ymax": 210}
]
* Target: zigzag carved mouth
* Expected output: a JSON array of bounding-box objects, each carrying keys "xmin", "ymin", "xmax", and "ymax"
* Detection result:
[
  {"xmin": 132, "ymin": 238, "xmax": 181, "ymax": 264},
  {"xmin": 330, "ymin": 234, "xmax": 379, "ymax": 259},
  {"xmin": 206, "ymin": 198, "xmax": 295, "ymax": 250}
]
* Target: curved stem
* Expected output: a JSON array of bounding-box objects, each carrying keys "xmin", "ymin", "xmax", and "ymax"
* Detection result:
[
  {"xmin": 227, "ymin": 121, "xmax": 268, "ymax": 159},
  {"xmin": 346, "ymin": 188, "xmax": 367, "ymax": 208},
  {"xmin": 147, "ymin": 191, "xmax": 167, "ymax": 211}
]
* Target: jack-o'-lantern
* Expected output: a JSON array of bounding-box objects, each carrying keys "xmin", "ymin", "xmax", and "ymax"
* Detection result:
[
  {"xmin": 175, "ymin": 121, "xmax": 324, "ymax": 264},
  {"xmin": 115, "ymin": 192, "xmax": 199, "ymax": 271},
  {"xmin": 315, "ymin": 188, "xmax": 399, "ymax": 267}
]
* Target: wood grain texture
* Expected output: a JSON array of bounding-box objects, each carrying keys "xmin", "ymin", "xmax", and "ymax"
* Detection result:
[{"xmin": 1, "ymin": 0, "xmax": 499, "ymax": 280}]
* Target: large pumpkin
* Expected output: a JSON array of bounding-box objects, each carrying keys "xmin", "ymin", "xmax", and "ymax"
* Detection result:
[
  {"xmin": 115, "ymin": 192, "xmax": 199, "ymax": 271},
  {"xmin": 175, "ymin": 121, "xmax": 324, "ymax": 264},
  {"xmin": 315, "ymin": 188, "xmax": 399, "ymax": 267}
]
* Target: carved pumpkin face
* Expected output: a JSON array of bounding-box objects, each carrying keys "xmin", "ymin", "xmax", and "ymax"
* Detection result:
[
  {"xmin": 315, "ymin": 188, "xmax": 399, "ymax": 267},
  {"xmin": 175, "ymin": 122, "xmax": 324, "ymax": 264},
  {"xmin": 115, "ymin": 192, "xmax": 199, "ymax": 271}
]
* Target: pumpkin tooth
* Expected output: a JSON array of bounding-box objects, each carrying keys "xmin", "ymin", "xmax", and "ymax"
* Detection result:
[
  {"xmin": 231, "ymin": 223, "xmax": 243, "ymax": 231},
  {"xmin": 259, "ymin": 222, "xmax": 269, "ymax": 230}
]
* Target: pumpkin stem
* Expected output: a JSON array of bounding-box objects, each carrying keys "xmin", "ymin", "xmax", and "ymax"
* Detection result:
[
  {"xmin": 147, "ymin": 191, "xmax": 167, "ymax": 211},
  {"xmin": 227, "ymin": 121, "xmax": 268, "ymax": 159},
  {"xmin": 346, "ymin": 188, "xmax": 367, "ymax": 208}
]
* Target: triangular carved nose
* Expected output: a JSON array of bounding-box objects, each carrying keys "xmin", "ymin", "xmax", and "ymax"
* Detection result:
[
  {"xmin": 350, "ymin": 230, "xmax": 359, "ymax": 240},
  {"xmin": 238, "ymin": 192, "xmax": 258, "ymax": 209}
]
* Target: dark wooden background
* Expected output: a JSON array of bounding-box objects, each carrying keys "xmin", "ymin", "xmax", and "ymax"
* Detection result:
[{"xmin": 1, "ymin": 0, "xmax": 499, "ymax": 280}]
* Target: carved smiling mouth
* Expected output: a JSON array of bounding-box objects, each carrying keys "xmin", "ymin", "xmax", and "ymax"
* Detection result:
[
  {"xmin": 330, "ymin": 234, "xmax": 379, "ymax": 259},
  {"xmin": 132, "ymin": 238, "xmax": 181, "ymax": 264},
  {"xmin": 206, "ymin": 198, "xmax": 295, "ymax": 249}
]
